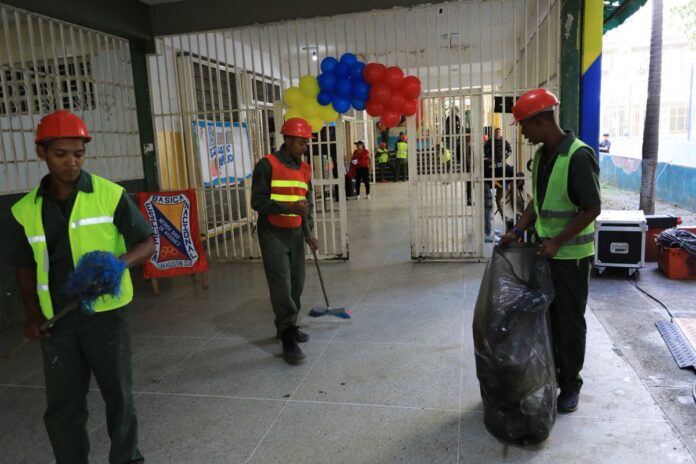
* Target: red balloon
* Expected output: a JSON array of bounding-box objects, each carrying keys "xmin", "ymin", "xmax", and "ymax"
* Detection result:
[
  {"xmin": 369, "ymin": 83, "xmax": 391, "ymax": 105},
  {"xmin": 366, "ymin": 101, "xmax": 384, "ymax": 117},
  {"xmin": 381, "ymin": 110, "xmax": 401, "ymax": 128},
  {"xmin": 400, "ymin": 76, "xmax": 422, "ymax": 99},
  {"xmin": 387, "ymin": 91, "xmax": 405, "ymax": 112},
  {"xmin": 383, "ymin": 66, "xmax": 405, "ymax": 89},
  {"xmin": 363, "ymin": 63, "xmax": 386, "ymax": 85},
  {"xmin": 401, "ymin": 99, "xmax": 418, "ymax": 116}
]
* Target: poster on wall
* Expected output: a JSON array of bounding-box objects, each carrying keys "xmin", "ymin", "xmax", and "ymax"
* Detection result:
[
  {"xmin": 193, "ymin": 120, "xmax": 253, "ymax": 187},
  {"xmin": 136, "ymin": 189, "xmax": 208, "ymax": 279}
]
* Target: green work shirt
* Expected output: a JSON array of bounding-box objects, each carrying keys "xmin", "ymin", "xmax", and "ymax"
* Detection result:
[
  {"xmin": 251, "ymin": 147, "xmax": 314, "ymax": 232},
  {"xmin": 7, "ymin": 170, "xmax": 153, "ymax": 312},
  {"xmin": 535, "ymin": 130, "xmax": 601, "ymax": 210}
]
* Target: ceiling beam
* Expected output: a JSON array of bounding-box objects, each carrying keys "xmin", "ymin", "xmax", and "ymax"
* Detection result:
[{"xmin": 150, "ymin": 0, "xmax": 430, "ymax": 36}]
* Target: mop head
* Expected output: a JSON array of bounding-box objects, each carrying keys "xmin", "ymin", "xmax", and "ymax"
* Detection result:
[
  {"xmin": 308, "ymin": 306, "xmax": 352, "ymax": 319},
  {"xmin": 64, "ymin": 251, "xmax": 127, "ymax": 312}
]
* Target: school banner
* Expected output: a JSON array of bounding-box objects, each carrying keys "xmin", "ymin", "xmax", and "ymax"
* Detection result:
[
  {"xmin": 136, "ymin": 189, "xmax": 208, "ymax": 279},
  {"xmin": 193, "ymin": 120, "xmax": 253, "ymax": 187}
]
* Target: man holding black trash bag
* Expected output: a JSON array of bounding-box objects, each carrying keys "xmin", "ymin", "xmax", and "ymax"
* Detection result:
[{"xmin": 500, "ymin": 88, "xmax": 601, "ymax": 414}]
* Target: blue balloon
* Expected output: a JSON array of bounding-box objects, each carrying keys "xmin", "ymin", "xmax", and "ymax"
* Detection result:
[
  {"xmin": 350, "ymin": 62, "xmax": 366, "ymax": 81},
  {"xmin": 317, "ymin": 73, "xmax": 337, "ymax": 92},
  {"xmin": 336, "ymin": 78, "xmax": 352, "ymax": 98},
  {"xmin": 335, "ymin": 62, "xmax": 350, "ymax": 78},
  {"xmin": 351, "ymin": 99, "xmax": 366, "ymax": 111},
  {"xmin": 340, "ymin": 53, "xmax": 358, "ymax": 66},
  {"xmin": 351, "ymin": 81, "xmax": 370, "ymax": 101},
  {"xmin": 317, "ymin": 91, "xmax": 333, "ymax": 106},
  {"xmin": 320, "ymin": 57, "xmax": 338, "ymax": 74},
  {"xmin": 332, "ymin": 96, "xmax": 351, "ymax": 114}
]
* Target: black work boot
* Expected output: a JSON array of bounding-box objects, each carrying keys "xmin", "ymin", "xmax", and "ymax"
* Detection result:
[
  {"xmin": 280, "ymin": 327, "xmax": 306, "ymax": 365},
  {"xmin": 557, "ymin": 390, "xmax": 580, "ymax": 413},
  {"xmin": 276, "ymin": 326, "xmax": 309, "ymax": 343}
]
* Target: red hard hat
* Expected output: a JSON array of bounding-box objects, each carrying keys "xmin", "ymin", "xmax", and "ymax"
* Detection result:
[
  {"xmin": 511, "ymin": 88, "xmax": 560, "ymax": 123},
  {"xmin": 281, "ymin": 117, "xmax": 313, "ymax": 139},
  {"xmin": 379, "ymin": 142, "xmax": 386, "ymax": 148},
  {"xmin": 35, "ymin": 110, "xmax": 92, "ymax": 143}
]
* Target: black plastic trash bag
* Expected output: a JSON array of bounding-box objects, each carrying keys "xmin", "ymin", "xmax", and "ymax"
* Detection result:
[{"xmin": 472, "ymin": 244, "xmax": 557, "ymax": 445}]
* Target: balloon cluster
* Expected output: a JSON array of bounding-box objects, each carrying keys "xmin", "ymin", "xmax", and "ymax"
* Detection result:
[
  {"xmin": 363, "ymin": 63, "xmax": 421, "ymax": 128},
  {"xmin": 316, "ymin": 53, "xmax": 371, "ymax": 115},
  {"xmin": 283, "ymin": 75, "xmax": 339, "ymax": 133},
  {"xmin": 281, "ymin": 52, "xmax": 423, "ymax": 133}
]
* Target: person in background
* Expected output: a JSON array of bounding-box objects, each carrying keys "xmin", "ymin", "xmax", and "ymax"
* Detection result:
[
  {"xmin": 375, "ymin": 142, "xmax": 390, "ymax": 182},
  {"xmin": 436, "ymin": 142, "xmax": 451, "ymax": 173},
  {"xmin": 351, "ymin": 140, "xmax": 371, "ymax": 199},
  {"xmin": 483, "ymin": 128, "xmax": 513, "ymax": 240},
  {"xmin": 395, "ymin": 133, "xmax": 408, "ymax": 182},
  {"xmin": 599, "ymin": 133, "xmax": 611, "ymax": 153},
  {"xmin": 500, "ymin": 88, "xmax": 601, "ymax": 414}
]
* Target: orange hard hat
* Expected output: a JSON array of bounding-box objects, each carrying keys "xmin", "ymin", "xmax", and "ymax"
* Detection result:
[
  {"xmin": 379, "ymin": 142, "xmax": 386, "ymax": 148},
  {"xmin": 35, "ymin": 110, "xmax": 92, "ymax": 144},
  {"xmin": 511, "ymin": 88, "xmax": 560, "ymax": 123},
  {"xmin": 281, "ymin": 117, "xmax": 313, "ymax": 139}
]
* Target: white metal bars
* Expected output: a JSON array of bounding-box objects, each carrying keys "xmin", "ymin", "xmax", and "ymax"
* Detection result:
[
  {"xmin": 147, "ymin": 23, "xmax": 350, "ymax": 261},
  {"xmin": 0, "ymin": 4, "xmax": 142, "ymax": 194},
  {"xmin": 402, "ymin": 0, "xmax": 560, "ymax": 260}
]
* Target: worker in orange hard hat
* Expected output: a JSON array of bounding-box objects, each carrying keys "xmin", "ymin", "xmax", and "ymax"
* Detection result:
[
  {"xmin": 500, "ymin": 88, "xmax": 601, "ymax": 414},
  {"xmin": 251, "ymin": 117, "xmax": 319, "ymax": 365},
  {"xmin": 375, "ymin": 142, "xmax": 390, "ymax": 182},
  {"xmin": 8, "ymin": 110, "xmax": 154, "ymax": 463}
]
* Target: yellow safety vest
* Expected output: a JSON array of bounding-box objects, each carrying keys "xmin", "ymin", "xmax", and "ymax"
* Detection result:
[
  {"xmin": 532, "ymin": 138, "xmax": 596, "ymax": 260},
  {"xmin": 11, "ymin": 174, "xmax": 133, "ymax": 318},
  {"xmin": 396, "ymin": 141, "xmax": 408, "ymax": 159}
]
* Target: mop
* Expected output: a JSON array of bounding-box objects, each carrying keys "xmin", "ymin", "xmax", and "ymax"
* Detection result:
[
  {"xmin": 302, "ymin": 221, "xmax": 352, "ymax": 319},
  {"xmin": 0, "ymin": 251, "xmax": 127, "ymax": 363}
]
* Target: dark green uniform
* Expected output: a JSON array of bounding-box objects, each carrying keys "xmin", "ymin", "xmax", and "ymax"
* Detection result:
[
  {"xmin": 8, "ymin": 171, "xmax": 151, "ymax": 464},
  {"xmin": 535, "ymin": 131, "xmax": 601, "ymax": 393},
  {"xmin": 251, "ymin": 148, "xmax": 314, "ymax": 334}
]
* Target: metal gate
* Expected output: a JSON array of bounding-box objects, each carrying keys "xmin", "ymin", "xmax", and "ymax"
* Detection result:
[
  {"xmin": 0, "ymin": 3, "xmax": 142, "ymax": 195},
  {"xmin": 146, "ymin": 0, "xmax": 560, "ymax": 261},
  {"xmin": 403, "ymin": 0, "xmax": 561, "ymax": 260},
  {"xmin": 147, "ymin": 28, "xmax": 350, "ymax": 260}
]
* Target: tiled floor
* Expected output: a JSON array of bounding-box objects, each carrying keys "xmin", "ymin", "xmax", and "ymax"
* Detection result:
[{"xmin": 0, "ymin": 182, "xmax": 694, "ymax": 463}]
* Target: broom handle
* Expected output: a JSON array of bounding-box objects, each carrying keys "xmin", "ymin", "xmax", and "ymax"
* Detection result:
[
  {"xmin": 302, "ymin": 220, "xmax": 331, "ymax": 308},
  {"xmin": 0, "ymin": 301, "xmax": 80, "ymax": 364}
]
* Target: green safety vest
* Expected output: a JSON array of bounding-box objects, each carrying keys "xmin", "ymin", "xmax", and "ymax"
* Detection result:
[
  {"xmin": 396, "ymin": 141, "xmax": 408, "ymax": 159},
  {"xmin": 440, "ymin": 147, "xmax": 451, "ymax": 164},
  {"xmin": 11, "ymin": 174, "xmax": 133, "ymax": 319},
  {"xmin": 532, "ymin": 138, "xmax": 596, "ymax": 260},
  {"xmin": 376, "ymin": 148, "xmax": 389, "ymax": 163}
]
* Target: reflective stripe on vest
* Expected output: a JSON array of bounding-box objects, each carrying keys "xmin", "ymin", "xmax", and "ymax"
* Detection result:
[
  {"xmin": 396, "ymin": 142, "xmax": 408, "ymax": 159},
  {"xmin": 265, "ymin": 153, "xmax": 312, "ymax": 228},
  {"xmin": 10, "ymin": 174, "xmax": 134, "ymax": 318},
  {"xmin": 532, "ymin": 138, "xmax": 596, "ymax": 260}
]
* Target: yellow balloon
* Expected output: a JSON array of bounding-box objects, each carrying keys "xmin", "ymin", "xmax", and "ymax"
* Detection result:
[
  {"xmin": 309, "ymin": 117, "xmax": 323, "ymax": 133},
  {"xmin": 284, "ymin": 107, "xmax": 303, "ymax": 121},
  {"xmin": 300, "ymin": 97, "xmax": 318, "ymax": 118},
  {"xmin": 319, "ymin": 104, "xmax": 339, "ymax": 122},
  {"xmin": 283, "ymin": 87, "xmax": 303, "ymax": 108},
  {"xmin": 299, "ymin": 75, "xmax": 320, "ymax": 98}
]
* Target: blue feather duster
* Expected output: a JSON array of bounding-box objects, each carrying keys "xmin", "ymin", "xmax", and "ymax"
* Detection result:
[{"xmin": 64, "ymin": 251, "xmax": 126, "ymax": 312}]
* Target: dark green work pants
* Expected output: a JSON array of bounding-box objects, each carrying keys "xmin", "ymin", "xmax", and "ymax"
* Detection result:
[
  {"xmin": 548, "ymin": 256, "xmax": 591, "ymax": 393},
  {"xmin": 41, "ymin": 307, "xmax": 143, "ymax": 464},
  {"xmin": 258, "ymin": 224, "xmax": 306, "ymax": 333}
]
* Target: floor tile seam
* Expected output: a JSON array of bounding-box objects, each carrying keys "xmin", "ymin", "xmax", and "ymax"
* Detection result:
[
  {"xmin": 137, "ymin": 336, "xmax": 218, "ymax": 395},
  {"xmin": 589, "ymin": 306, "xmax": 675, "ymax": 426},
  {"xmin": 645, "ymin": 384, "xmax": 696, "ymax": 390},
  {"xmin": 0, "ymin": 382, "xmax": 45, "ymax": 389},
  {"xmin": 132, "ymin": 390, "xmax": 288, "ymax": 403},
  {"xmin": 457, "ymin": 285, "xmax": 467, "ymax": 464},
  {"xmin": 132, "ymin": 334, "xmax": 211, "ymax": 340},
  {"xmin": 243, "ymin": 330, "xmax": 340, "ymax": 464},
  {"xmin": 286, "ymin": 398, "xmax": 461, "ymax": 413},
  {"xmin": 589, "ymin": 306, "xmax": 660, "ymax": 313},
  {"xmin": 328, "ymin": 340, "xmax": 463, "ymax": 348}
]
